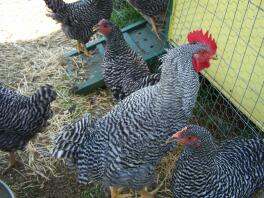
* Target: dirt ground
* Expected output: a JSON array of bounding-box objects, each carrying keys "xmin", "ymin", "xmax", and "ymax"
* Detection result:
[{"xmin": 0, "ymin": 0, "xmax": 81, "ymax": 42}]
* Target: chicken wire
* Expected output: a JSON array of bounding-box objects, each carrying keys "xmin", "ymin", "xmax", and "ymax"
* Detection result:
[{"xmin": 167, "ymin": 0, "xmax": 263, "ymax": 139}]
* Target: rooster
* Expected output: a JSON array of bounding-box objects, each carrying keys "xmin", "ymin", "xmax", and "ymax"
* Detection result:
[
  {"xmin": 128, "ymin": 0, "xmax": 168, "ymax": 39},
  {"xmin": 94, "ymin": 19, "xmax": 160, "ymax": 102},
  {"xmin": 44, "ymin": 0, "xmax": 113, "ymax": 56},
  {"xmin": 52, "ymin": 30, "xmax": 217, "ymax": 198},
  {"xmin": 0, "ymin": 84, "xmax": 57, "ymax": 174},
  {"xmin": 167, "ymin": 125, "xmax": 264, "ymax": 198}
]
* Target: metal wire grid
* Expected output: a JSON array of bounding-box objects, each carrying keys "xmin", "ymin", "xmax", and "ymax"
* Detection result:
[{"xmin": 168, "ymin": 0, "xmax": 263, "ymax": 138}]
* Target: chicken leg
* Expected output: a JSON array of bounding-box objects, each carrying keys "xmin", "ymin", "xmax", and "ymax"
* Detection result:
[
  {"xmin": 75, "ymin": 41, "xmax": 95, "ymax": 57},
  {"xmin": 158, "ymin": 10, "xmax": 168, "ymax": 33},
  {"xmin": 2, "ymin": 152, "xmax": 20, "ymax": 175},
  {"xmin": 150, "ymin": 18, "xmax": 161, "ymax": 40},
  {"xmin": 110, "ymin": 187, "xmax": 133, "ymax": 198}
]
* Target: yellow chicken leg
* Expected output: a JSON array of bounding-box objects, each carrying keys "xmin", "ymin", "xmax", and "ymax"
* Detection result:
[
  {"xmin": 110, "ymin": 187, "xmax": 133, "ymax": 198},
  {"xmin": 158, "ymin": 10, "xmax": 167, "ymax": 33},
  {"xmin": 150, "ymin": 18, "xmax": 161, "ymax": 40},
  {"xmin": 75, "ymin": 40, "xmax": 82, "ymax": 53},
  {"xmin": 2, "ymin": 152, "xmax": 21, "ymax": 175}
]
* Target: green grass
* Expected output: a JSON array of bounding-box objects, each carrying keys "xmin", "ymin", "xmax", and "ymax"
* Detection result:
[
  {"xmin": 81, "ymin": 184, "xmax": 105, "ymax": 198},
  {"xmin": 111, "ymin": 1, "xmax": 143, "ymax": 28}
]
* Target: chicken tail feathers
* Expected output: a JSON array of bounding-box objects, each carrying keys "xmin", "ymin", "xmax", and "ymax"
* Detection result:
[
  {"xmin": 52, "ymin": 114, "xmax": 94, "ymax": 164},
  {"xmin": 44, "ymin": 0, "xmax": 66, "ymax": 13}
]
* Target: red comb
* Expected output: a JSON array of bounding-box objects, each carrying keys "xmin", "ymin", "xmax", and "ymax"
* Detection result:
[{"xmin": 187, "ymin": 30, "xmax": 217, "ymax": 55}]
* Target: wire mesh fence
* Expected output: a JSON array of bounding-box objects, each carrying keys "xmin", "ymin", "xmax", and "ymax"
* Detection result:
[{"xmin": 167, "ymin": 0, "xmax": 264, "ymax": 139}]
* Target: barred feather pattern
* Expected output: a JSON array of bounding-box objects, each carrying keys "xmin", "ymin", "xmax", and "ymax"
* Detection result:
[
  {"xmin": 172, "ymin": 125, "xmax": 264, "ymax": 198},
  {"xmin": 52, "ymin": 43, "xmax": 209, "ymax": 189},
  {"xmin": 102, "ymin": 22, "xmax": 160, "ymax": 102},
  {"xmin": 52, "ymin": 113, "xmax": 107, "ymax": 183},
  {"xmin": 53, "ymin": 114, "xmax": 95, "ymax": 163},
  {"xmin": 128, "ymin": 0, "xmax": 168, "ymax": 17},
  {"xmin": 0, "ymin": 85, "xmax": 57, "ymax": 152},
  {"xmin": 44, "ymin": 0, "xmax": 113, "ymax": 44}
]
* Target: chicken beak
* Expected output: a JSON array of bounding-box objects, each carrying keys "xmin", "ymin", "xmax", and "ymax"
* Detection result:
[
  {"xmin": 93, "ymin": 24, "xmax": 99, "ymax": 32},
  {"xmin": 212, "ymin": 54, "xmax": 218, "ymax": 60},
  {"xmin": 166, "ymin": 135, "xmax": 178, "ymax": 144},
  {"xmin": 166, "ymin": 127, "xmax": 187, "ymax": 144}
]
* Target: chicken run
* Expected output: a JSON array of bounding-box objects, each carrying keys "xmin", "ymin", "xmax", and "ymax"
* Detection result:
[{"xmin": 0, "ymin": 0, "xmax": 263, "ymax": 198}]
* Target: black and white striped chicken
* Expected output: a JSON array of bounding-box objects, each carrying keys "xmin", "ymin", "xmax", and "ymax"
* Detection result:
[
  {"xmin": 95, "ymin": 19, "xmax": 160, "ymax": 102},
  {"xmin": 52, "ymin": 30, "xmax": 217, "ymax": 198},
  {"xmin": 128, "ymin": 0, "xmax": 168, "ymax": 39},
  {"xmin": 0, "ymin": 84, "xmax": 57, "ymax": 174},
  {"xmin": 168, "ymin": 125, "xmax": 264, "ymax": 198},
  {"xmin": 44, "ymin": 0, "xmax": 113, "ymax": 56}
]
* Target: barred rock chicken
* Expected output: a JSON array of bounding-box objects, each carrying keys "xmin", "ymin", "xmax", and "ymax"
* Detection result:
[
  {"xmin": 167, "ymin": 125, "xmax": 264, "ymax": 198},
  {"xmin": 52, "ymin": 30, "xmax": 217, "ymax": 198},
  {"xmin": 44, "ymin": 0, "xmax": 113, "ymax": 56},
  {"xmin": 128, "ymin": 0, "xmax": 168, "ymax": 39},
  {"xmin": 0, "ymin": 84, "xmax": 57, "ymax": 174},
  {"xmin": 94, "ymin": 19, "xmax": 160, "ymax": 102}
]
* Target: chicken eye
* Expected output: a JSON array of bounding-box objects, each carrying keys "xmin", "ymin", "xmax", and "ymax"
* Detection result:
[{"xmin": 187, "ymin": 136, "xmax": 192, "ymax": 140}]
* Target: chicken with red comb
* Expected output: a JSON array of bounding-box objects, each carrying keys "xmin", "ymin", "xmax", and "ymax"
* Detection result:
[
  {"xmin": 52, "ymin": 30, "xmax": 217, "ymax": 198},
  {"xmin": 94, "ymin": 19, "xmax": 160, "ymax": 102},
  {"xmin": 167, "ymin": 125, "xmax": 264, "ymax": 197}
]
